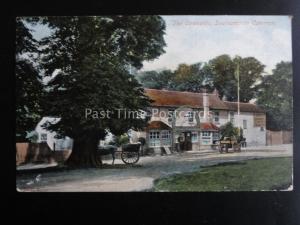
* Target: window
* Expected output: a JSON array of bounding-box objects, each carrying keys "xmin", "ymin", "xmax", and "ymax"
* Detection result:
[
  {"xmin": 191, "ymin": 132, "xmax": 198, "ymax": 143},
  {"xmin": 186, "ymin": 111, "xmax": 194, "ymax": 122},
  {"xmin": 40, "ymin": 133, "xmax": 47, "ymax": 142},
  {"xmin": 214, "ymin": 111, "xmax": 219, "ymax": 122},
  {"xmin": 161, "ymin": 130, "xmax": 171, "ymax": 146},
  {"xmin": 149, "ymin": 131, "xmax": 160, "ymax": 147},
  {"xmin": 212, "ymin": 132, "xmax": 220, "ymax": 140},
  {"xmin": 202, "ymin": 131, "xmax": 210, "ymax": 137},
  {"xmin": 243, "ymin": 120, "xmax": 247, "ymax": 129},
  {"xmin": 229, "ymin": 111, "xmax": 234, "ymax": 123},
  {"xmin": 161, "ymin": 130, "xmax": 170, "ymax": 139}
]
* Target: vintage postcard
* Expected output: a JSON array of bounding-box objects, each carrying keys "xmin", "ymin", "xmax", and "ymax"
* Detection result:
[{"xmin": 16, "ymin": 15, "xmax": 293, "ymax": 192}]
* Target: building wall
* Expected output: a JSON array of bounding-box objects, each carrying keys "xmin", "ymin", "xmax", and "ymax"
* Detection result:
[
  {"xmin": 230, "ymin": 112, "xmax": 266, "ymax": 146},
  {"xmin": 150, "ymin": 107, "xmax": 198, "ymax": 127},
  {"xmin": 148, "ymin": 107, "xmax": 266, "ymax": 147},
  {"xmin": 35, "ymin": 117, "xmax": 73, "ymax": 151}
]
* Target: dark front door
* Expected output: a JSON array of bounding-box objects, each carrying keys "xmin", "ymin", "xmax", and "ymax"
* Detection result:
[{"xmin": 183, "ymin": 132, "xmax": 192, "ymax": 151}]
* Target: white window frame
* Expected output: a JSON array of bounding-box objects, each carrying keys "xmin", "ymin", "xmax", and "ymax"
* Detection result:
[
  {"xmin": 202, "ymin": 131, "xmax": 210, "ymax": 137},
  {"xmin": 161, "ymin": 130, "xmax": 171, "ymax": 146},
  {"xmin": 191, "ymin": 132, "xmax": 198, "ymax": 143},
  {"xmin": 149, "ymin": 131, "xmax": 160, "ymax": 147}
]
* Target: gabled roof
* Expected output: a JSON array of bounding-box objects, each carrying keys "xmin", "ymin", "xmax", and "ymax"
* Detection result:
[
  {"xmin": 146, "ymin": 121, "xmax": 171, "ymax": 130},
  {"xmin": 200, "ymin": 122, "xmax": 220, "ymax": 131},
  {"xmin": 145, "ymin": 88, "xmax": 228, "ymax": 109},
  {"xmin": 144, "ymin": 88, "xmax": 264, "ymax": 113}
]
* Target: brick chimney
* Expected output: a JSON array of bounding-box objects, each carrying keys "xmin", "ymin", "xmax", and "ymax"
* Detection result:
[{"xmin": 203, "ymin": 89, "xmax": 210, "ymax": 122}]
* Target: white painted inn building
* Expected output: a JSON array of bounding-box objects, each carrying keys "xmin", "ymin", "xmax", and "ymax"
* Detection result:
[{"xmin": 130, "ymin": 88, "xmax": 266, "ymax": 151}]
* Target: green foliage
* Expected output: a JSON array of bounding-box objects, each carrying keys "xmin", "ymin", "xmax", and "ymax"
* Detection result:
[
  {"xmin": 16, "ymin": 18, "xmax": 43, "ymax": 141},
  {"xmin": 136, "ymin": 70, "xmax": 174, "ymax": 89},
  {"xmin": 113, "ymin": 134, "xmax": 130, "ymax": 147},
  {"xmin": 34, "ymin": 16, "xmax": 166, "ymax": 166},
  {"xmin": 26, "ymin": 131, "xmax": 39, "ymax": 143},
  {"xmin": 219, "ymin": 122, "xmax": 242, "ymax": 140},
  {"xmin": 38, "ymin": 16, "xmax": 166, "ymax": 140},
  {"xmin": 172, "ymin": 63, "xmax": 213, "ymax": 92},
  {"xmin": 137, "ymin": 62, "xmax": 212, "ymax": 92},
  {"xmin": 137, "ymin": 54, "xmax": 265, "ymax": 102},
  {"xmin": 256, "ymin": 61, "xmax": 292, "ymax": 130},
  {"xmin": 208, "ymin": 55, "xmax": 265, "ymax": 102}
]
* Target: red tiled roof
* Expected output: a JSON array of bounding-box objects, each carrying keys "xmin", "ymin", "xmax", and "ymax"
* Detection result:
[
  {"xmin": 146, "ymin": 121, "xmax": 171, "ymax": 130},
  {"xmin": 200, "ymin": 122, "xmax": 220, "ymax": 131},
  {"xmin": 144, "ymin": 88, "xmax": 264, "ymax": 113},
  {"xmin": 145, "ymin": 88, "xmax": 228, "ymax": 109},
  {"xmin": 223, "ymin": 101, "xmax": 265, "ymax": 113}
]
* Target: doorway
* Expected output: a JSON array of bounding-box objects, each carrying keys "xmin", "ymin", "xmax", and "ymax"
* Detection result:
[{"xmin": 179, "ymin": 131, "xmax": 192, "ymax": 151}]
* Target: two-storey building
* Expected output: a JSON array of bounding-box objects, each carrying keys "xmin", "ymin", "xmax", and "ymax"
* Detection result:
[{"xmin": 130, "ymin": 88, "xmax": 266, "ymax": 151}]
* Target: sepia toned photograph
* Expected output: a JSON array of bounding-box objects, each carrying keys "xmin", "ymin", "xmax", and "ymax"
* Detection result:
[{"xmin": 16, "ymin": 15, "xmax": 293, "ymax": 192}]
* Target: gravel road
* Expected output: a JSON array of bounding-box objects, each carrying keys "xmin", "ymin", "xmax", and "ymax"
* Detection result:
[{"xmin": 16, "ymin": 144, "xmax": 292, "ymax": 192}]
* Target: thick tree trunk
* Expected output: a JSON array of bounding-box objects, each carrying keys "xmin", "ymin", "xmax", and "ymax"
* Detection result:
[{"xmin": 66, "ymin": 135, "xmax": 102, "ymax": 168}]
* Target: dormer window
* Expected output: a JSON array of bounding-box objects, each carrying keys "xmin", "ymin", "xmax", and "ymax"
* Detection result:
[
  {"xmin": 186, "ymin": 111, "xmax": 194, "ymax": 123},
  {"xmin": 214, "ymin": 111, "xmax": 219, "ymax": 123}
]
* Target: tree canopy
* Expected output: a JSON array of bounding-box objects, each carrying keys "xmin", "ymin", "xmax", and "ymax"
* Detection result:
[
  {"xmin": 37, "ymin": 16, "xmax": 166, "ymax": 166},
  {"xmin": 256, "ymin": 61, "xmax": 292, "ymax": 130},
  {"xmin": 137, "ymin": 54, "xmax": 265, "ymax": 102},
  {"xmin": 16, "ymin": 18, "xmax": 43, "ymax": 142}
]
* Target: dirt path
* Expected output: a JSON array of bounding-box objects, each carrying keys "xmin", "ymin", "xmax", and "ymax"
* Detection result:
[{"xmin": 16, "ymin": 144, "xmax": 292, "ymax": 192}]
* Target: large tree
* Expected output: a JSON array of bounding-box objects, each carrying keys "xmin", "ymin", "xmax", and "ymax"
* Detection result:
[
  {"xmin": 137, "ymin": 62, "xmax": 213, "ymax": 92},
  {"xmin": 172, "ymin": 62, "xmax": 213, "ymax": 92},
  {"xmin": 207, "ymin": 55, "xmax": 265, "ymax": 102},
  {"xmin": 38, "ymin": 16, "xmax": 166, "ymax": 167},
  {"xmin": 256, "ymin": 61, "xmax": 292, "ymax": 130},
  {"xmin": 16, "ymin": 18, "xmax": 43, "ymax": 142}
]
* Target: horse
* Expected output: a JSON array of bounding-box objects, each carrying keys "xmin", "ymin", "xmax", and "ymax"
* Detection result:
[{"xmin": 98, "ymin": 145, "xmax": 118, "ymax": 165}]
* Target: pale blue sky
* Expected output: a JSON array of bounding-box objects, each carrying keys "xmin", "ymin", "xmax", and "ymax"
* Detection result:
[
  {"xmin": 142, "ymin": 16, "xmax": 292, "ymax": 73},
  {"xmin": 27, "ymin": 16, "xmax": 292, "ymax": 74}
]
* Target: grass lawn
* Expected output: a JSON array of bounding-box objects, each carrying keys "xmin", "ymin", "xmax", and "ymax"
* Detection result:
[{"xmin": 154, "ymin": 157, "xmax": 293, "ymax": 191}]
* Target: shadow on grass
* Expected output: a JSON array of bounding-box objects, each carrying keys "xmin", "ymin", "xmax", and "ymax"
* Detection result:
[{"xmin": 16, "ymin": 162, "xmax": 143, "ymax": 177}]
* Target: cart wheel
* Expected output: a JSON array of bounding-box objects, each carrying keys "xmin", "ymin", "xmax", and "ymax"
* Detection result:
[{"xmin": 121, "ymin": 152, "xmax": 140, "ymax": 164}]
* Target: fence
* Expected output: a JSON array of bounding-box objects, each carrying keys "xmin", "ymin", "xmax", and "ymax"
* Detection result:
[
  {"xmin": 266, "ymin": 130, "xmax": 293, "ymax": 145},
  {"xmin": 16, "ymin": 143, "xmax": 71, "ymax": 166}
]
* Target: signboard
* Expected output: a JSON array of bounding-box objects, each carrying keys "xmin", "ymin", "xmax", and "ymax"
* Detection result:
[{"xmin": 254, "ymin": 114, "xmax": 266, "ymax": 127}]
